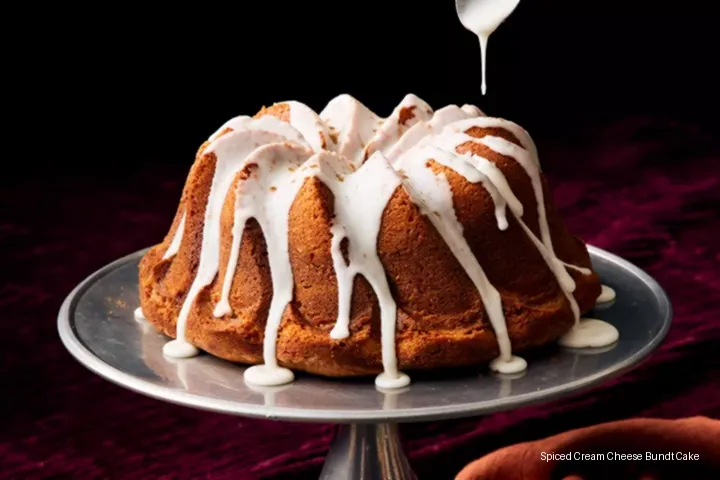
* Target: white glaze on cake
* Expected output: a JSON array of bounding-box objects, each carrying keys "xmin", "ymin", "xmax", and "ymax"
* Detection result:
[
  {"xmin": 161, "ymin": 211, "xmax": 186, "ymax": 261},
  {"xmin": 157, "ymin": 93, "xmax": 613, "ymax": 387},
  {"xmin": 213, "ymin": 142, "xmax": 313, "ymax": 320},
  {"xmin": 284, "ymin": 101, "xmax": 333, "ymax": 152},
  {"xmin": 320, "ymin": 94, "xmax": 382, "ymax": 167},
  {"xmin": 489, "ymin": 355, "xmax": 527, "ymax": 374},
  {"xmin": 163, "ymin": 129, "xmax": 293, "ymax": 359},
  {"xmin": 440, "ymin": 118, "xmax": 553, "ymax": 256},
  {"xmin": 214, "ymin": 143, "xmax": 315, "ymax": 386},
  {"xmin": 306, "ymin": 151, "xmax": 411, "ymax": 388},
  {"xmin": 461, "ymin": 104, "xmax": 484, "ymax": 117},
  {"xmin": 397, "ymin": 146, "xmax": 518, "ymax": 367},
  {"xmin": 386, "ymin": 104, "xmax": 483, "ymax": 162},
  {"xmin": 394, "ymin": 136, "xmax": 582, "ymax": 371},
  {"xmin": 563, "ymin": 262, "xmax": 593, "ymax": 276},
  {"xmin": 208, "ymin": 115, "xmax": 310, "ymax": 148}
]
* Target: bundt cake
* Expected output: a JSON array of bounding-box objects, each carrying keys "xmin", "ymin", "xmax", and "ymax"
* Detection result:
[{"xmin": 136, "ymin": 93, "xmax": 616, "ymax": 389}]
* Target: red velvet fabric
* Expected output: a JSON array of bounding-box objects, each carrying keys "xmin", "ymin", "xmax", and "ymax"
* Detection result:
[{"xmin": 2, "ymin": 118, "xmax": 719, "ymax": 479}]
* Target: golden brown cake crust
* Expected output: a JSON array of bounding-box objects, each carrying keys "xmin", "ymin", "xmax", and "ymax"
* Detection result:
[{"xmin": 138, "ymin": 111, "xmax": 601, "ymax": 378}]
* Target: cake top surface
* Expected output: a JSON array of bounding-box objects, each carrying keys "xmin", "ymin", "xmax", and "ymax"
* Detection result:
[{"xmin": 205, "ymin": 93, "xmax": 523, "ymax": 170}]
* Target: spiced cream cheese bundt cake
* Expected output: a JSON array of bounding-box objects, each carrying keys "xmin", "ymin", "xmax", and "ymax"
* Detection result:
[{"xmin": 137, "ymin": 93, "xmax": 611, "ymax": 389}]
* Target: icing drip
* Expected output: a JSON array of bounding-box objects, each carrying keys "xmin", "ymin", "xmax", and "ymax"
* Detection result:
[
  {"xmin": 438, "ymin": 121, "xmax": 554, "ymax": 255},
  {"xmin": 405, "ymin": 145, "xmax": 512, "ymax": 230},
  {"xmin": 479, "ymin": 134, "xmax": 554, "ymax": 253},
  {"xmin": 162, "ymin": 211, "xmax": 186, "ymax": 260},
  {"xmin": 559, "ymin": 318, "xmax": 619, "ymax": 348},
  {"xmin": 435, "ymin": 120, "xmax": 594, "ymax": 293},
  {"xmin": 421, "ymin": 133, "xmax": 525, "ymax": 218},
  {"xmin": 396, "ymin": 146, "xmax": 520, "ymax": 368},
  {"xmin": 222, "ymin": 143, "xmax": 313, "ymax": 387},
  {"xmin": 395, "ymin": 137, "xmax": 588, "ymax": 365},
  {"xmin": 563, "ymin": 261, "xmax": 593, "ymax": 276},
  {"xmin": 134, "ymin": 307, "xmax": 146, "ymax": 323},
  {"xmin": 512, "ymin": 214, "xmax": 580, "ymax": 320},
  {"xmin": 305, "ymin": 151, "xmax": 409, "ymax": 388},
  {"xmin": 477, "ymin": 170, "xmax": 509, "ymax": 231},
  {"xmin": 479, "ymin": 35, "xmax": 488, "ymax": 95},
  {"xmin": 213, "ymin": 142, "xmax": 313, "ymax": 320},
  {"xmin": 427, "ymin": 128, "xmax": 583, "ymax": 318},
  {"xmin": 596, "ymin": 285, "xmax": 616, "ymax": 304},
  {"xmin": 163, "ymin": 129, "xmax": 292, "ymax": 359}
]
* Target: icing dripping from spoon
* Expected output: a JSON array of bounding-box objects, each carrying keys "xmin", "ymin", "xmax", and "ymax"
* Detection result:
[{"xmin": 455, "ymin": 0, "xmax": 521, "ymax": 95}]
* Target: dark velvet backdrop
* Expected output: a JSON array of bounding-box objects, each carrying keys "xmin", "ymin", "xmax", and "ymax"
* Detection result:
[
  {"xmin": 2, "ymin": 1, "xmax": 719, "ymax": 478},
  {"xmin": 13, "ymin": 0, "xmax": 720, "ymax": 178}
]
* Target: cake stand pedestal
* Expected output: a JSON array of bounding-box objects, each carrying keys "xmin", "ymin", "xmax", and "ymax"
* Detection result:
[
  {"xmin": 320, "ymin": 423, "xmax": 414, "ymax": 479},
  {"xmin": 58, "ymin": 246, "xmax": 671, "ymax": 480}
]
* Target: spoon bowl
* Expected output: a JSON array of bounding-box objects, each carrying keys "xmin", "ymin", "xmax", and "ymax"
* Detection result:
[{"xmin": 455, "ymin": 0, "xmax": 521, "ymax": 34}]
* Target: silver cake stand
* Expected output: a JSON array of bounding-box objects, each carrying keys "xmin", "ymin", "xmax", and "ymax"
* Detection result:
[{"xmin": 58, "ymin": 246, "xmax": 671, "ymax": 479}]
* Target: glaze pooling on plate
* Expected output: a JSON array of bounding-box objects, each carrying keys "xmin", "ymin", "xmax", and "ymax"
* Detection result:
[
  {"xmin": 597, "ymin": 285, "xmax": 616, "ymax": 304},
  {"xmin": 156, "ymin": 93, "xmax": 618, "ymax": 388},
  {"xmin": 559, "ymin": 318, "xmax": 619, "ymax": 348}
]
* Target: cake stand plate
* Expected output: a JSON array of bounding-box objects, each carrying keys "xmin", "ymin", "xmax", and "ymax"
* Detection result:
[{"xmin": 58, "ymin": 246, "xmax": 671, "ymax": 479}]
